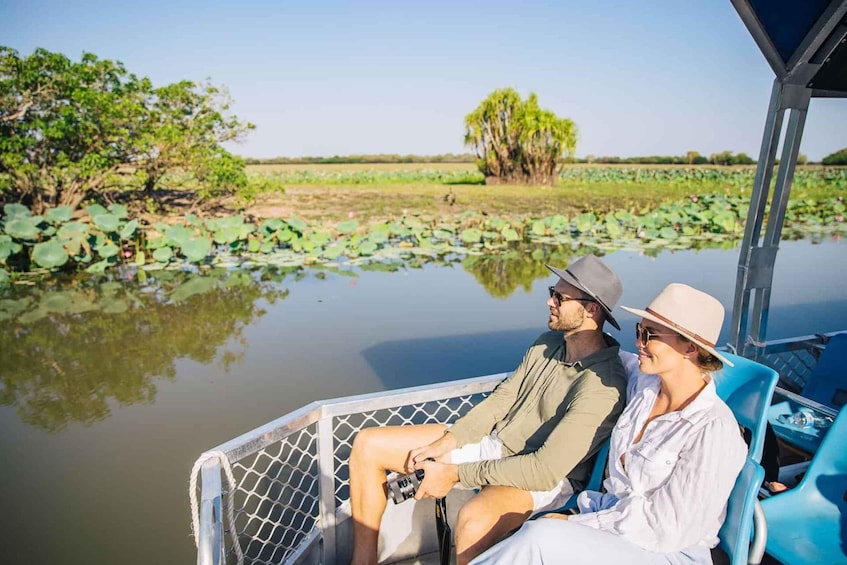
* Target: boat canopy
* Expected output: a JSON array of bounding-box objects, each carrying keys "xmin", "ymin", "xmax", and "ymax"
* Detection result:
[{"xmin": 729, "ymin": 1, "xmax": 847, "ymax": 356}]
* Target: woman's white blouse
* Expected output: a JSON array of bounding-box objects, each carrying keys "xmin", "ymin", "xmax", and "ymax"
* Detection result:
[{"xmin": 568, "ymin": 370, "xmax": 748, "ymax": 553}]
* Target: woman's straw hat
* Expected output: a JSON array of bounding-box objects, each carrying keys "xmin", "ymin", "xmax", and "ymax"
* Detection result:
[{"xmin": 621, "ymin": 283, "xmax": 733, "ymax": 366}]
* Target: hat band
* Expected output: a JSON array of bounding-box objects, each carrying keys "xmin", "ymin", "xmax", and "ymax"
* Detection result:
[{"xmin": 645, "ymin": 308, "xmax": 716, "ymax": 347}]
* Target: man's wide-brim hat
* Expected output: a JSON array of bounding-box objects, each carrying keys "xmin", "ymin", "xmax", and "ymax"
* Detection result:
[
  {"xmin": 546, "ymin": 254, "xmax": 623, "ymax": 330},
  {"xmin": 621, "ymin": 283, "xmax": 733, "ymax": 366}
]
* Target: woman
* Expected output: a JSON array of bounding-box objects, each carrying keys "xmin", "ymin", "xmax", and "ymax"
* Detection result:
[{"xmin": 471, "ymin": 283, "xmax": 748, "ymax": 564}]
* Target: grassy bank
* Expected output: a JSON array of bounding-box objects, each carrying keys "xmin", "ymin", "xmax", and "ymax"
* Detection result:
[{"xmin": 242, "ymin": 164, "xmax": 847, "ymax": 224}]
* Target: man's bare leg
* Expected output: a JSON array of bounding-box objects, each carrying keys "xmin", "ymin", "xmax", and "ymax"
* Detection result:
[
  {"xmin": 349, "ymin": 423, "xmax": 448, "ymax": 565},
  {"xmin": 454, "ymin": 485, "xmax": 534, "ymax": 565}
]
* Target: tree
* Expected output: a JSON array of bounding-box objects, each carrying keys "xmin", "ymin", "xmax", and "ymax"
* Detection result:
[
  {"xmin": 0, "ymin": 47, "xmax": 145, "ymax": 211},
  {"xmin": 464, "ymin": 88, "xmax": 577, "ymax": 185},
  {"xmin": 0, "ymin": 47, "xmax": 254, "ymax": 213},
  {"xmin": 822, "ymin": 147, "xmax": 847, "ymax": 165},
  {"xmin": 134, "ymin": 81, "xmax": 253, "ymax": 197}
]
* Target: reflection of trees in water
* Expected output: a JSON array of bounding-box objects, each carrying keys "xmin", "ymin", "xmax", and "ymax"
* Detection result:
[
  {"xmin": 0, "ymin": 268, "xmax": 291, "ymax": 433},
  {"xmin": 462, "ymin": 245, "xmax": 589, "ymax": 298}
]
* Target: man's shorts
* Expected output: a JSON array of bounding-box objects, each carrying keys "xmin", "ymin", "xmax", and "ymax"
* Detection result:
[{"xmin": 447, "ymin": 433, "xmax": 575, "ymax": 513}]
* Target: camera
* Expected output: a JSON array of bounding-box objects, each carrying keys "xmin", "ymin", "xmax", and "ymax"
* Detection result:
[{"xmin": 387, "ymin": 468, "xmax": 425, "ymax": 504}]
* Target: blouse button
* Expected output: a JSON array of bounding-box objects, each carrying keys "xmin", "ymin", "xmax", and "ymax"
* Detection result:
[{"xmin": 665, "ymin": 460, "xmax": 672, "ymax": 465}]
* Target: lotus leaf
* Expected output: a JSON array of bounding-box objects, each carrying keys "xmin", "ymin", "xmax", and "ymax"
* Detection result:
[
  {"xmin": 107, "ymin": 203, "xmax": 129, "ymax": 219},
  {"xmin": 358, "ymin": 241, "xmax": 378, "ymax": 256},
  {"xmin": 4, "ymin": 217, "xmax": 40, "ymax": 239},
  {"xmin": 460, "ymin": 228, "xmax": 482, "ymax": 243},
  {"xmin": 574, "ymin": 213, "xmax": 597, "ymax": 233},
  {"xmin": 337, "ymin": 220, "xmax": 358, "ymax": 234},
  {"xmin": 323, "ymin": 245, "xmax": 345, "ymax": 260},
  {"xmin": 93, "ymin": 213, "xmax": 120, "ymax": 232},
  {"xmin": 134, "ymin": 251, "xmax": 146, "ymax": 266},
  {"xmin": 32, "ymin": 238, "xmax": 70, "ymax": 268},
  {"xmin": 239, "ymin": 224, "xmax": 255, "ymax": 239},
  {"xmin": 45, "ymin": 206, "xmax": 73, "ymax": 223},
  {"xmin": 213, "ymin": 226, "xmax": 241, "ymax": 244},
  {"xmin": 0, "ymin": 235, "xmax": 21, "ymax": 261},
  {"xmin": 181, "ymin": 236, "xmax": 212, "ymax": 263},
  {"xmin": 96, "ymin": 242, "xmax": 120, "ymax": 259},
  {"xmin": 482, "ymin": 230, "xmax": 499, "ymax": 241},
  {"xmin": 259, "ymin": 241, "xmax": 275, "ymax": 254},
  {"xmin": 369, "ymin": 229, "xmax": 389, "ymax": 243},
  {"xmin": 171, "ymin": 276, "xmax": 218, "ymax": 302},
  {"xmin": 262, "ymin": 218, "xmax": 285, "ymax": 232},
  {"xmin": 42, "ymin": 291, "xmax": 97, "ymax": 314},
  {"xmin": 0, "ymin": 269, "xmax": 8, "ymax": 286},
  {"xmin": 605, "ymin": 217, "xmax": 622, "ymax": 238},
  {"xmin": 287, "ymin": 216, "xmax": 308, "ymax": 232},
  {"xmin": 311, "ymin": 231, "xmax": 331, "ymax": 246},
  {"xmin": 85, "ymin": 204, "xmax": 108, "ymax": 218},
  {"xmin": 247, "ymin": 239, "xmax": 261, "ymax": 253},
  {"xmin": 120, "ymin": 219, "xmax": 139, "ymax": 239},
  {"xmin": 275, "ymin": 228, "xmax": 294, "ymax": 242},
  {"xmin": 531, "ymin": 220, "xmax": 546, "ymax": 236},
  {"xmin": 185, "ymin": 214, "xmax": 203, "ymax": 227},
  {"xmin": 3, "ymin": 203, "xmax": 30, "ymax": 218},
  {"xmin": 659, "ymin": 227, "xmax": 678, "ymax": 239},
  {"xmin": 501, "ymin": 227, "xmax": 520, "ymax": 242},
  {"xmin": 165, "ymin": 225, "xmax": 194, "ymax": 247},
  {"xmin": 432, "ymin": 229, "xmax": 452, "ymax": 240}
]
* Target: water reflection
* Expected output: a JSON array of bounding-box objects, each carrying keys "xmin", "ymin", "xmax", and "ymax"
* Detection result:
[{"xmin": 0, "ymin": 268, "xmax": 290, "ymax": 432}]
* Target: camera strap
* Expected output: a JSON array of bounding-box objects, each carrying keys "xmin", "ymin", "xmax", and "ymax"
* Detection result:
[{"xmin": 435, "ymin": 497, "xmax": 451, "ymax": 565}]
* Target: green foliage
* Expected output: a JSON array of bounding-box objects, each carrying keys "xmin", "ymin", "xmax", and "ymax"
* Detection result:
[
  {"xmin": 244, "ymin": 153, "xmax": 476, "ymax": 165},
  {"xmin": 0, "ymin": 46, "xmax": 253, "ymax": 212},
  {"xmin": 2, "ymin": 190, "xmax": 845, "ymax": 280},
  {"xmin": 464, "ymin": 87, "xmax": 577, "ymax": 185},
  {"xmin": 822, "ymin": 147, "xmax": 847, "ymax": 166}
]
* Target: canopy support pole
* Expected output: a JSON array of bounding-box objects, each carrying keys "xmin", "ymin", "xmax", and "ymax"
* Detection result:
[{"xmin": 730, "ymin": 80, "xmax": 811, "ymax": 358}]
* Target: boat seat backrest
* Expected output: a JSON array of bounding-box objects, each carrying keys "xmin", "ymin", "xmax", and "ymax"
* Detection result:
[
  {"xmin": 717, "ymin": 457, "xmax": 765, "ymax": 565},
  {"xmin": 802, "ymin": 332, "xmax": 847, "ymax": 409},
  {"xmin": 713, "ymin": 353, "xmax": 778, "ymax": 463}
]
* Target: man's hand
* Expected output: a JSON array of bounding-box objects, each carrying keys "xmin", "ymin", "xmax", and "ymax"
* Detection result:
[
  {"xmin": 406, "ymin": 430, "xmax": 457, "ymax": 473},
  {"xmin": 413, "ymin": 460, "xmax": 459, "ymax": 500},
  {"xmin": 540, "ymin": 513, "xmax": 569, "ymax": 521}
]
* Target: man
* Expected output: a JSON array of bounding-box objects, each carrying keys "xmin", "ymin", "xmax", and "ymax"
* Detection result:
[{"xmin": 349, "ymin": 254, "xmax": 628, "ymax": 565}]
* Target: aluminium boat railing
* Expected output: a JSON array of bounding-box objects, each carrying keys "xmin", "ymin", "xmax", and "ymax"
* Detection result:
[{"xmin": 191, "ymin": 331, "xmax": 843, "ymax": 564}]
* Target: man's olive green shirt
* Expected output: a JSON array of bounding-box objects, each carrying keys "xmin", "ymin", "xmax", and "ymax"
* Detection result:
[{"xmin": 449, "ymin": 331, "xmax": 627, "ymax": 492}]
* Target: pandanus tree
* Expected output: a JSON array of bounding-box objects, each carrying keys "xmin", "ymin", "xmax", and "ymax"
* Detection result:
[{"xmin": 464, "ymin": 88, "xmax": 577, "ymax": 186}]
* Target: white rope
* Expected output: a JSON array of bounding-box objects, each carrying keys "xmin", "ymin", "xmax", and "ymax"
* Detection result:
[{"xmin": 189, "ymin": 450, "xmax": 245, "ymax": 564}]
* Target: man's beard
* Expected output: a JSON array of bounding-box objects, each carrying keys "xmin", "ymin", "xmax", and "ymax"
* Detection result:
[{"xmin": 548, "ymin": 304, "xmax": 586, "ymax": 333}]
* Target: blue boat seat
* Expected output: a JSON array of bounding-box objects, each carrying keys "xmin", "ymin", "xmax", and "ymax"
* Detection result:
[
  {"xmin": 717, "ymin": 457, "xmax": 766, "ymax": 565},
  {"xmin": 715, "ymin": 353, "xmax": 779, "ymax": 463},
  {"xmin": 768, "ymin": 332, "xmax": 847, "ymax": 454},
  {"xmin": 760, "ymin": 406, "xmax": 847, "ymax": 565}
]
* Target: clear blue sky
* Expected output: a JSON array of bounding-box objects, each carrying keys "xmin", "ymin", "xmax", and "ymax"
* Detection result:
[{"xmin": 3, "ymin": 0, "xmax": 845, "ymax": 160}]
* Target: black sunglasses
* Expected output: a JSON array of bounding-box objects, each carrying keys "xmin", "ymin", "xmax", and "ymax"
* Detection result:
[
  {"xmin": 635, "ymin": 322, "xmax": 678, "ymax": 344},
  {"xmin": 548, "ymin": 286, "xmax": 594, "ymax": 307}
]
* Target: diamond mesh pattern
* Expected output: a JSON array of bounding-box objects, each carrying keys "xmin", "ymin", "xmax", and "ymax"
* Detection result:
[
  {"xmin": 213, "ymin": 389, "xmax": 490, "ymax": 564},
  {"xmin": 332, "ymin": 392, "xmax": 490, "ymax": 505},
  {"xmin": 761, "ymin": 348, "xmax": 818, "ymax": 392},
  {"xmin": 225, "ymin": 424, "xmax": 320, "ymax": 564}
]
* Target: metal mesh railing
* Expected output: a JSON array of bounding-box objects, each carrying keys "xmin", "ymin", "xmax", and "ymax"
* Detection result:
[
  {"xmin": 330, "ymin": 393, "xmax": 489, "ymax": 507},
  {"xmin": 194, "ymin": 374, "xmax": 504, "ymax": 565},
  {"xmin": 228, "ymin": 424, "xmax": 321, "ymax": 564}
]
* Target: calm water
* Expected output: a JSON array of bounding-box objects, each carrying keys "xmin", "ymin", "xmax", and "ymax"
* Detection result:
[{"xmin": 2, "ymin": 239, "xmax": 846, "ymax": 564}]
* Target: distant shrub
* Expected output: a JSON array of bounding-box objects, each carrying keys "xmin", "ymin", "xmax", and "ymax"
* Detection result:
[{"xmin": 822, "ymin": 147, "xmax": 847, "ymax": 166}]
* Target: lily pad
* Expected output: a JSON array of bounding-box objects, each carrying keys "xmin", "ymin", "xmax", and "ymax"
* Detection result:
[
  {"xmin": 4, "ymin": 217, "xmax": 40, "ymax": 239},
  {"xmin": 32, "ymin": 238, "xmax": 70, "ymax": 268},
  {"xmin": 45, "ymin": 206, "xmax": 73, "ymax": 223},
  {"xmin": 3, "ymin": 203, "xmax": 31, "ymax": 219},
  {"xmin": 181, "ymin": 236, "xmax": 212, "ymax": 263},
  {"xmin": 93, "ymin": 213, "xmax": 120, "ymax": 232}
]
